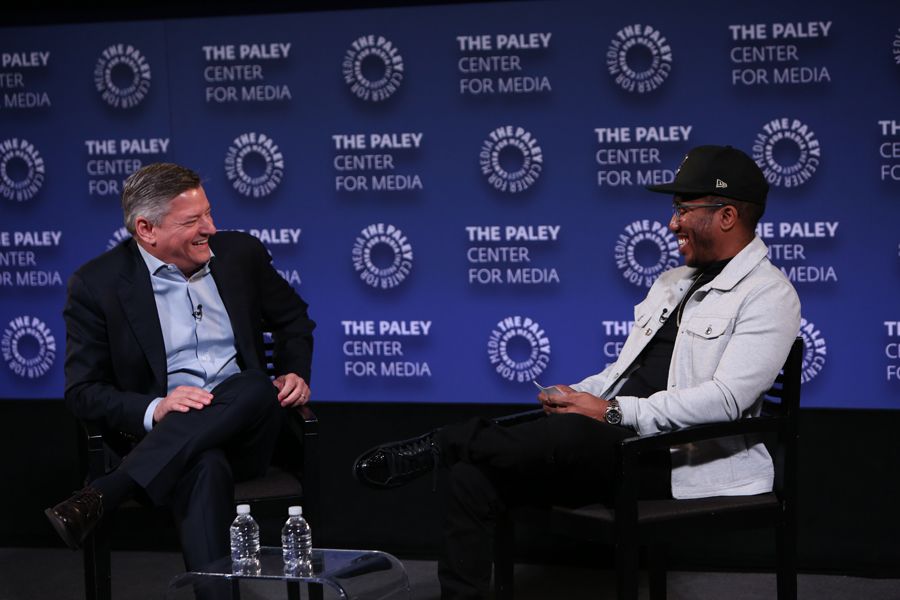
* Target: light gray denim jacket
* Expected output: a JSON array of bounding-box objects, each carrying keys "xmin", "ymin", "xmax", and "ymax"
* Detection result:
[{"xmin": 572, "ymin": 236, "xmax": 801, "ymax": 499}]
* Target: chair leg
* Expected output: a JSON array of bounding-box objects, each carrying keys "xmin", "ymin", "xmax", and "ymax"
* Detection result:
[
  {"xmin": 308, "ymin": 582, "xmax": 324, "ymax": 600},
  {"xmin": 776, "ymin": 520, "xmax": 797, "ymax": 600},
  {"xmin": 83, "ymin": 519, "xmax": 112, "ymax": 600},
  {"xmin": 493, "ymin": 513, "xmax": 515, "ymax": 600},
  {"xmin": 615, "ymin": 539, "xmax": 640, "ymax": 600},
  {"xmin": 647, "ymin": 544, "xmax": 667, "ymax": 600}
]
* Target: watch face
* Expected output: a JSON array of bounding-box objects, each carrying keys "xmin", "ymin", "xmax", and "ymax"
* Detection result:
[{"xmin": 606, "ymin": 407, "xmax": 622, "ymax": 425}]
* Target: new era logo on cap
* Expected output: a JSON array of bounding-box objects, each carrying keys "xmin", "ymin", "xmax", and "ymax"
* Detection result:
[{"xmin": 715, "ymin": 179, "xmax": 728, "ymax": 189}]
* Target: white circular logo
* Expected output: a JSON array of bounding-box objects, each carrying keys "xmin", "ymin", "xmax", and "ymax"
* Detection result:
[
  {"xmin": 606, "ymin": 24, "xmax": 673, "ymax": 93},
  {"xmin": 487, "ymin": 316, "xmax": 551, "ymax": 383},
  {"xmin": 752, "ymin": 118, "xmax": 821, "ymax": 188},
  {"xmin": 351, "ymin": 223, "xmax": 414, "ymax": 289},
  {"xmin": 798, "ymin": 317, "xmax": 826, "ymax": 384},
  {"xmin": 106, "ymin": 226, "xmax": 131, "ymax": 250},
  {"xmin": 479, "ymin": 126, "xmax": 543, "ymax": 193},
  {"xmin": 0, "ymin": 138, "xmax": 45, "ymax": 202},
  {"xmin": 1, "ymin": 316, "xmax": 56, "ymax": 379},
  {"xmin": 94, "ymin": 44, "xmax": 152, "ymax": 109},
  {"xmin": 614, "ymin": 220, "xmax": 680, "ymax": 288},
  {"xmin": 224, "ymin": 132, "xmax": 285, "ymax": 198},
  {"xmin": 342, "ymin": 35, "xmax": 404, "ymax": 102}
]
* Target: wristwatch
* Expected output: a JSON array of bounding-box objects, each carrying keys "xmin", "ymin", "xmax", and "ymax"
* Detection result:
[{"xmin": 605, "ymin": 399, "xmax": 623, "ymax": 425}]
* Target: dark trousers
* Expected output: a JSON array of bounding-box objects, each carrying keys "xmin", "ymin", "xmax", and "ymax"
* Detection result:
[
  {"xmin": 118, "ymin": 369, "xmax": 284, "ymax": 570},
  {"xmin": 436, "ymin": 414, "xmax": 671, "ymax": 600}
]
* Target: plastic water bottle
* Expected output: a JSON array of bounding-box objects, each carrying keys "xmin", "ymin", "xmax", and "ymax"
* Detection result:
[
  {"xmin": 281, "ymin": 505, "xmax": 313, "ymax": 575},
  {"xmin": 230, "ymin": 504, "xmax": 260, "ymax": 571}
]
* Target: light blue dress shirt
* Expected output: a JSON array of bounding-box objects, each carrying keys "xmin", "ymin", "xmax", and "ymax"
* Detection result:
[{"xmin": 137, "ymin": 244, "xmax": 240, "ymax": 431}]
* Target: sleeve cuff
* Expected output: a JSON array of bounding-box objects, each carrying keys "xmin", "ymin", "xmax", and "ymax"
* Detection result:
[
  {"xmin": 616, "ymin": 395, "xmax": 640, "ymax": 433},
  {"xmin": 143, "ymin": 398, "xmax": 162, "ymax": 432}
]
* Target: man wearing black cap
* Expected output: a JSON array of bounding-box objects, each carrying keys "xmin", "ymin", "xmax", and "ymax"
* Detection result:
[{"xmin": 354, "ymin": 145, "xmax": 801, "ymax": 600}]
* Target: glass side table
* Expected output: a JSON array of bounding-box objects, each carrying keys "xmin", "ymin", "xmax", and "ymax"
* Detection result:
[{"xmin": 166, "ymin": 547, "xmax": 411, "ymax": 600}]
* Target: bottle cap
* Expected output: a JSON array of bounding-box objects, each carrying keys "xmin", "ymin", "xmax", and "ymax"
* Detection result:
[
  {"xmin": 236, "ymin": 504, "xmax": 251, "ymax": 515},
  {"xmin": 288, "ymin": 505, "xmax": 302, "ymax": 516}
]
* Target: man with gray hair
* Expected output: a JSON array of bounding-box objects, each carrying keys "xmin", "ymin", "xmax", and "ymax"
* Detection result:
[{"xmin": 45, "ymin": 163, "xmax": 316, "ymax": 570}]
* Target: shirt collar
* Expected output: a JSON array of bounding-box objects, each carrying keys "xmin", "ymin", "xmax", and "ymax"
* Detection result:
[{"xmin": 136, "ymin": 242, "xmax": 214, "ymax": 281}]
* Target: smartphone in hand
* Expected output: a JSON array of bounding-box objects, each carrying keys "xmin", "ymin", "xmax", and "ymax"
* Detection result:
[
  {"xmin": 533, "ymin": 381, "xmax": 565, "ymax": 408},
  {"xmin": 533, "ymin": 381, "xmax": 563, "ymax": 396}
]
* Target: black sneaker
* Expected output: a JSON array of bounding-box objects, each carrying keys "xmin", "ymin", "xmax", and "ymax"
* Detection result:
[{"xmin": 354, "ymin": 431, "xmax": 441, "ymax": 489}]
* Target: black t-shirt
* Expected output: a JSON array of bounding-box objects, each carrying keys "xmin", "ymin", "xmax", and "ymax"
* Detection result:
[{"xmin": 615, "ymin": 258, "xmax": 731, "ymax": 399}]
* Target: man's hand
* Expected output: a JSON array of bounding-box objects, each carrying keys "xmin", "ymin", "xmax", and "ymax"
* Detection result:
[
  {"xmin": 154, "ymin": 385, "xmax": 213, "ymax": 423},
  {"xmin": 272, "ymin": 373, "xmax": 311, "ymax": 407},
  {"xmin": 538, "ymin": 384, "xmax": 610, "ymax": 421}
]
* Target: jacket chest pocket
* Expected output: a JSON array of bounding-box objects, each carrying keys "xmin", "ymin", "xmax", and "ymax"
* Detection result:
[{"xmin": 683, "ymin": 316, "xmax": 734, "ymax": 377}]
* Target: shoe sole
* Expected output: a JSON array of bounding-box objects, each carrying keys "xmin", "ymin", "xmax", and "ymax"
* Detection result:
[{"xmin": 44, "ymin": 508, "xmax": 82, "ymax": 551}]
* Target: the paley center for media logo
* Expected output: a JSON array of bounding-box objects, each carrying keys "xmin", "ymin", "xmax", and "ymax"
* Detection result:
[
  {"xmin": 798, "ymin": 317, "xmax": 827, "ymax": 384},
  {"xmin": 224, "ymin": 132, "xmax": 285, "ymax": 198},
  {"xmin": 2, "ymin": 316, "xmax": 56, "ymax": 379},
  {"xmin": 351, "ymin": 223, "xmax": 414, "ymax": 289},
  {"xmin": 614, "ymin": 220, "xmax": 680, "ymax": 288},
  {"xmin": 342, "ymin": 35, "xmax": 404, "ymax": 102},
  {"xmin": 752, "ymin": 118, "xmax": 821, "ymax": 188},
  {"xmin": 479, "ymin": 126, "xmax": 543, "ymax": 193},
  {"xmin": 487, "ymin": 315, "xmax": 551, "ymax": 383},
  {"xmin": 0, "ymin": 138, "xmax": 45, "ymax": 202},
  {"xmin": 606, "ymin": 24, "xmax": 673, "ymax": 93},
  {"xmin": 94, "ymin": 44, "xmax": 152, "ymax": 109}
]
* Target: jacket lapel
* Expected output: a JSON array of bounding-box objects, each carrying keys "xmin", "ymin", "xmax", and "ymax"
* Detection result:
[
  {"xmin": 209, "ymin": 252, "xmax": 256, "ymax": 369},
  {"xmin": 118, "ymin": 241, "xmax": 167, "ymax": 389}
]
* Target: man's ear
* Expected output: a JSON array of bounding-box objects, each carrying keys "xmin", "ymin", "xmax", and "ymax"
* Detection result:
[
  {"xmin": 133, "ymin": 217, "xmax": 156, "ymax": 246},
  {"xmin": 719, "ymin": 204, "xmax": 739, "ymax": 232}
]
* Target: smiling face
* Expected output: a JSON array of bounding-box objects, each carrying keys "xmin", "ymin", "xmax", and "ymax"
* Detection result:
[
  {"xmin": 669, "ymin": 195, "xmax": 727, "ymax": 268},
  {"xmin": 135, "ymin": 186, "xmax": 216, "ymax": 276}
]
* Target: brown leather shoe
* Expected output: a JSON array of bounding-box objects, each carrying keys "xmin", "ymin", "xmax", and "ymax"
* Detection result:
[{"xmin": 44, "ymin": 487, "xmax": 104, "ymax": 550}]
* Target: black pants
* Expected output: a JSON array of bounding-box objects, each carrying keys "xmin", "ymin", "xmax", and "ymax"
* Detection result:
[
  {"xmin": 436, "ymin": 413, "xmax": 671, "ymax": 600},
  {"xmin": 118, "ymin": 369, "xmax": 284, "ymax": 570}
]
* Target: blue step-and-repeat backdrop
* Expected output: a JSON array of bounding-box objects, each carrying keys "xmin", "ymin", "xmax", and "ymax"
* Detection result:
[{"xmin": 1, "ymin": 0, "xmax": 899, "ymax": 408}]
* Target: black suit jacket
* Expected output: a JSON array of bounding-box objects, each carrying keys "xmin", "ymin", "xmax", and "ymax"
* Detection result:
[{"xmin": 63, "ymin": 231, "xmax": 315, "ymax": 439}]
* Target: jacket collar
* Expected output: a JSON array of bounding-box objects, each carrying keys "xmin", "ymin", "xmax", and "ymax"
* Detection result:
[{"xmin": 702, "ymin": 236, "xmax": 770, "ymax": 292}]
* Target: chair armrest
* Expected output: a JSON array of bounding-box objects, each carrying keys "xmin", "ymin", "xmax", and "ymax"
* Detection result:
[
  {"xmin": 619, "ymin": 416, "xmax": 781, "ymax": 459},
  {"xmin": 283, "ymin": 403, "xmax": 319, "ymax": 438},
  {"xmin": 279, "ymin": 404, "xmax": 319, "ymax": 471},
  {"xmin": 608, "ymin": 416, "xmax": 782, "ymax": 514}
]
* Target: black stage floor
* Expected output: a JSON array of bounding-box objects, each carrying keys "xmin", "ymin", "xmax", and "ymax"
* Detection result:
[{"xmin": 2, "ymin": 547, "xmax": 899, "ymax": 600}]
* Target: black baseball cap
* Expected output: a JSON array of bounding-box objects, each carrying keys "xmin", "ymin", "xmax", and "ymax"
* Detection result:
[{"xmin": 646, "ymin": 145, "xmax": 769, "ymax": 206}]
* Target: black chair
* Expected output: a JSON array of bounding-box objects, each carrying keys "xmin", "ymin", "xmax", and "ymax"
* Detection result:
[
  {"xmin": 493, "ymin": 337, "xmax": 803, "ymax": 600},
  {"xmin": 77, "ymin": 337, "xmax": 320, "ymax": 600}
]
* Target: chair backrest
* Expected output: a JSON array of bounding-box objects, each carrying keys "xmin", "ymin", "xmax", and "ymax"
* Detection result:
[
  {"xmin": 262, "ymin": 332, "xmax": 305, "ymax": 472},
  {"xmin": 263, "ymin": 331, "xmax": 277, "ymax": 375},
  {"xmin": 761, "ymin": 337, "xmax": 803, "ymax": 419},
  {"xmin": 762, "ymin": 337, "xmax": 803, "ymax": 499}
]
